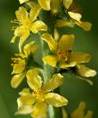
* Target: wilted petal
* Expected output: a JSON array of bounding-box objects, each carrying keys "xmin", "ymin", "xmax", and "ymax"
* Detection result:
[
  {"xmin": 63, "ymin": 0, "xmax": 73, "ymax": 9},
  {"xmin": 76, "ymin": 65, "xmax": 96, "ymax": 78},
  {"xmin": 43, "ymin": 73, "xmax": 64, "ymax": 92},
  {"xmin": 31, "ymin": 103, "xmax": 48, "ymax": 118},
  {"xmin": 42, "ymin": 55, "xmax": 57, "ymax": 67},
  {"xmin": 23, "ymin": 41, "xmax": 38, "ymax": 57},
  {"xmin": 58, "ymin": 34, "xmax": 75, "ymax": 51},
  {"xmin": 19, "ymin": 0, "xmax": 29, "ymax": 4},
  {"xmin": 31, "ymin": 20, "xmax": 47, "ymax": 33},
  {"xmin": 11, "ymin": 73, "xmax": 25, "ymax": 88},
  {"xmin": 68, "ymin": 12, "xmax": 82, "ymax": 22},
  {"xmin": 75, "ymin": 21, "xmax": 92, "ymax": 31},
  {"xmin": 30, "ymin": 3, "xmax": 41, "ymax": 21},
  {"xmin": 38, "ymin": 0, "xmax": 51, "ymax": 10},
  {"xmin": 70, "ymin": 52, "xmax": 91, "ymax": 64},
  {"xmin": 45, "ymin": 93, "xmax": 68, "ymax": 107},
  {"xmin": 26, "ymin": 69, "xmax": 42, "ymax": 91},
  {"xmin": 41, "ymin": 33, "xmax": 57, "ymax": 52}
]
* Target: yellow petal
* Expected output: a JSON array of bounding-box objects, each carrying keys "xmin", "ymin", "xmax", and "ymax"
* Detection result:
[
  {"xmin": 45, "ymin": 93, "xmax": 68, "ymax": 107},
  {"xmin": 18, "ymin": 95, "xmax": 35, "ymax": 106},
  {"xmin": 68, "ymin": 12, "xmax": 82, "ymax": 22},
  {"xmin": 15, "ymin": 7, "xmax": 28, "ymax": 23},
  {"xmin": 63, "ymin": 0, "xmax": 73, "ymax": 9},
  {"xmin": 16, "ymin": 104, "xmax": 33, "ymax": 115},
  {"xmin": 30, "ymin": 3, "xmax": 41, "ymax": 21},
  {"xmin": 71, "ymin": 102, "xmax": 86, "ymax": 118},
  {"xmin": 11, "ymin": 57, "xmax": 25, "ymax": 74},
  {"xmin": 62, "ymin": 108, "xmax": 68, "ymax": 118},
  {"xmin": 56, "ymin": 19, "xmax": 74, "ymax": 28},
  {"xmin": 31, "ymin": 20, "xmax": 47, "ymax": 33},
  {"xmin": 60, "ymin": 61, "xmax": 76, "ymax": 69},
  {"xmin": 43, "ymin": 73, "xmax": 64, "ymax": 92},
  {"xmin": 26, "ymin": 69, "xmax": 42, "ymax": 91},
  {"xmin": 58, "ymin": 34, "xmax": 75, "ymax": 51},
  {"xmin": 38, "ymin": 0, "xmax": 51, "ymax": 10},
  {"xmin": 76, "ymin": 65, "xmax": 96, "ymax": 78},
  {"xmin": 51, "ymin": 0, "xmax": 60, "ymax": 14},
  {"xmin": 23, "ymin": 41, "xmax": 38, "ymax": 57},
  {"xmin": 41, "ymin": 33, "xmax": 57, "ymax": 52},
  {"xmin": 19, "ymin": 88, "xmax": 31, "ymax": 96},
  {"xmin": 85, "ymin": 111, "xmax": 93, "ymax": 118},
  {"xmin": 42, "ymin": 55, "xmax": 57, "ymax": 67},
  {"xmin": 19, "ymin": 0, "xmax": 29, "ymax": 4},
  {"xmin": 11, "ymin": 73, "xmax": 25, "ymax": 88},
  {"xmin": 31, "ymin": 103, "xmax": 48, "ymax": 118},
  {"xmin": 75, "ymin": 21, "xmax": 92, "ymax": 31},
  {"xmin": 70, "ymin": 52, "xmax": 91, "ymax": 64}
]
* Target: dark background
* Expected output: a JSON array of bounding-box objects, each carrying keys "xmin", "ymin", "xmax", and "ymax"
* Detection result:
[{"xmin": 0, "ymin": 0, "xmax": 98, "ymax": 118}]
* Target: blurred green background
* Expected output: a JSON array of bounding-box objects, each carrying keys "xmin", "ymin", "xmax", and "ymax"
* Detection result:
[{"xmin": 0, "ymin": 0, "xmax": 98, "ymax": 118}]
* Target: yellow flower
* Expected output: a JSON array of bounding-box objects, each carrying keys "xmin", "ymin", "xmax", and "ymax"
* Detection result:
[
  {"xmin": 56, "ymin": 0, "xmax": 92, "ymax": 31},
  {"xmin": 11, "ymin": 41, "xmax": 38, "ymax": 88},
  {"xmin": 11, "ymin": 5, "xmax": 47, "ymax": 51},
  {"xmin": 41, "ymin": 33, "xmax": 91, "ymax": 69},
  {"xmin": 16, "ymin": 70, "xmax": 68, "ymax": 118},
  {"xmin": 62, "ymin": 102, "xmax": 93, "ymax": 118}
]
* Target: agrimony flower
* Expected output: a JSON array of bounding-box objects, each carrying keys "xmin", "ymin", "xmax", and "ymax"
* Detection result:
[
  {"xmin": 11, "ymin": 41, "xmax": 38, "ymax": 88},
  {"xmin": 41, "ymin": 33, "xmax": 91, "ymax": 69},
  {"xmin": 16, "ymin": 70, "xmax": 68, "ymax": 118},
  {"xmin": 11, "ymin": 5, "xmax": 47, "ymax": 51}
]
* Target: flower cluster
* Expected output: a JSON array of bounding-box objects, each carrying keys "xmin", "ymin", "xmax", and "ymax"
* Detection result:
[{"xmin": 11, "ymin": 0, "xmax": 96, "ymax": 118}]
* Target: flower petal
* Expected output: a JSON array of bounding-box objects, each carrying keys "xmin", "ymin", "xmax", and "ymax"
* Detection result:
[
  {"xmin": 51, "ymin": 0, "xmax": 60, "ymax": 14},
  {"xmin": 70, "ymin": 52, "xmax": 91, "ymax": 64},
  {"xmin": 15, "ymin": 7, "xmax": 28, "ymax": 23},
  {"xmin": 19, "ymin": 0, "xmax": 29, "ymax": 4},
  {"xmin": 31, "ymin": 103, "xmax": 48, "ymax": 118},
  {"xmin": 11, "ymin": 73, "xmax": 25, "ymax": 88},
  {"xmin": 76, "ymin": 65, "xmax": 96, "ymax": 78},
  {"xmin": 16, "ymin": 105, "xmax": 33, "ymax": 115},
  {"xmin": 41, "ymin": 33, "xmax": 57, "ymax": 52},
  {"xmin": 63, "ymin": 0, "xmax": 73, "ymax": 9},
  {"xmin": 59, "ymin": 61, "xmax": 76, "ymax": 69},
  {"xmin": 11, "ymin": 57, "xmax": 25, "ymax": 74},
  {"xmin": 23, "ymin": 41, "xmax": 38, "ymax": 57},
  {"xmin": 68, "ymin": 12, "xmax": 82, "ymax": 22},
  {"xmin": 17, "ymin": 95, "xmax": 35, "ymax": 106},
  {"xmin": 58, "ymin": 34, "xmax": 75, "ymax": 51},
  {"xmin": 43, "ymin": 73, "xmax": 64, "ymax": 92},
  {"xmin": 56, "ymin": 19, "xmax": 74, "ymax": 28},
  {"xmin": 31, "ymin": 20, "xmax": 47, "ymax": 33},
  {"xmin": 26, "ymin": 69, "xmax": 42, "ymax": 91},
  {"xmin": 30, "ymin": 3, "xmax": 41, "ymax": 21},
  {"xmin": 45, "ymin": 93, "xmax": 68, "ymax": 107},
  {"xmin": 71, "ymin": 102, "xmax": 86, "ymax": 118},
  {"xmin": 85, "ymin": 111, "xmax": 93, "ymax": 118},
  {"xmin": 42, "ymin": 55, "xmax": 57, "ymax": 67},
  {"xmin": 38, "ymin": 0, "xmax": 51, "ymax": 10},
  {"xmin": 75, "ymin": 21, "xmax": 92, "ymax": 31}
]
